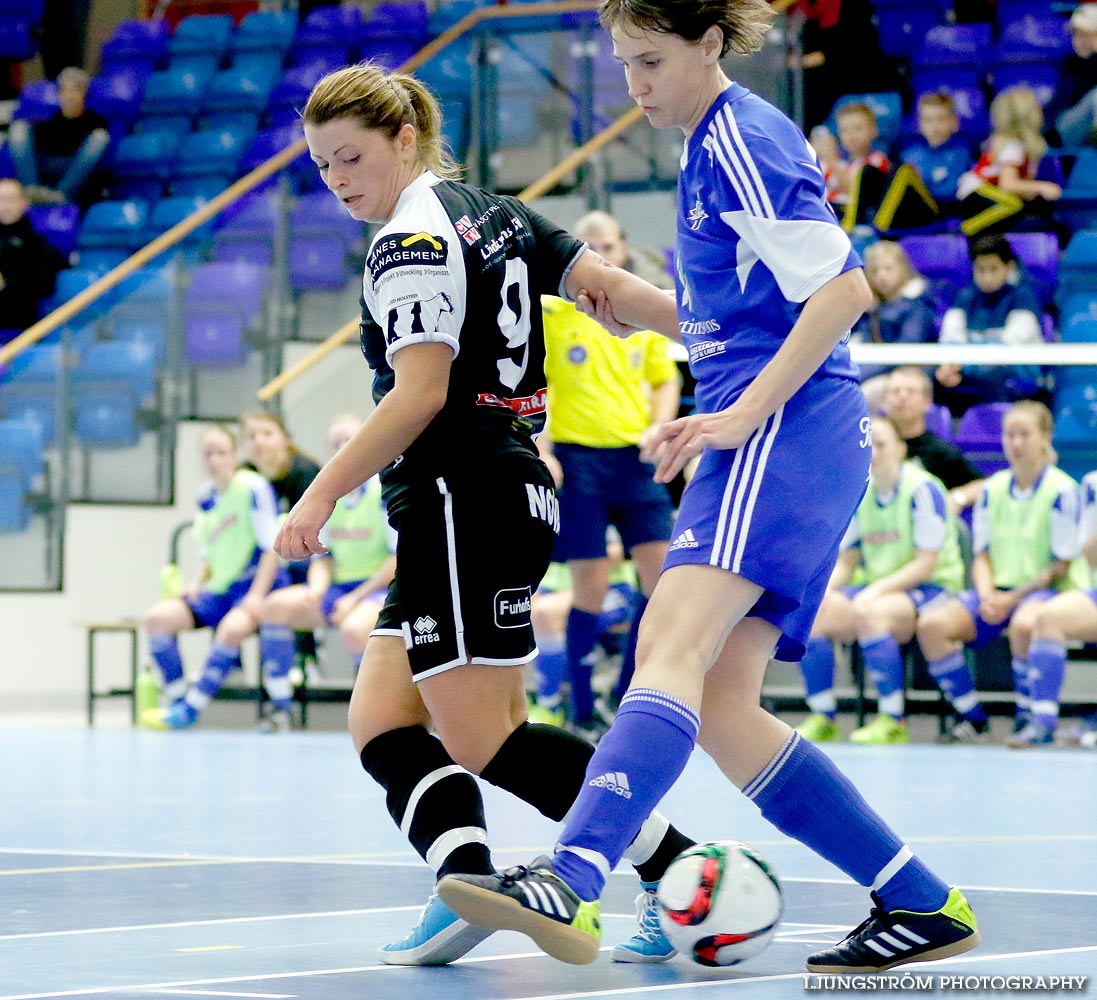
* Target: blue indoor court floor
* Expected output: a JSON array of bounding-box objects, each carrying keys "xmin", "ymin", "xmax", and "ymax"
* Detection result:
[{"xmin": 3, "ymin": 728, "xmax": 1096, "ymax": 999}]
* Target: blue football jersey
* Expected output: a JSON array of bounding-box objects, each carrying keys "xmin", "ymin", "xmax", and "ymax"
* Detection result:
[{"xmin": 675, "ymin": 83, "xmax": 862, "ymax": 414}]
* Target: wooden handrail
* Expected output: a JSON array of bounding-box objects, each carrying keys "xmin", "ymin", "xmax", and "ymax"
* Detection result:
[
  {"xmin": 0, "ymin": 0, "xmax": 603, "ymax": 369},
  {"xmin": 256, "ymin": 102, "xmax": 647, "ymax": 402}
]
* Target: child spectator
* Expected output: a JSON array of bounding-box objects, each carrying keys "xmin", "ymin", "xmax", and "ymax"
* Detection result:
[
  {"xmin": 901, "ymin": 92, "xmax": 974, "ymax": 203},
  {"xmin": 852, "ymin": 241, "xmax": 939, "ymax": 409},
  {"xmin": 935, "ymin": 235, "xmax": 1044, "ymax": 415},
  {"xmin": 0, "ymin": 178, "xmax": 66, "ymax": 341},
  {"xmin": 828, "ymin": 102, "xmax": 892, "ymax": 204},
  {"xmin": 7, "ymin": 67, "xmax": 109, "ymax": 208},
  {"xmin": 957, "ymin": 87, "xmax": 1062, "ymax": 237}
]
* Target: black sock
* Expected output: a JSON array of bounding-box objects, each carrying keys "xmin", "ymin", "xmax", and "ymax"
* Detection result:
[
  {"xmin": 359, "ymin": 726, "xmax": 493, "ymax": 878},
  {"xmin": 480, "ymin": 721, "xmax": 695, "ymax": 880}
]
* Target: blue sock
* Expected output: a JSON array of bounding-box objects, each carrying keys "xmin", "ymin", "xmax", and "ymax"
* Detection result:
[
  {"xmin": 260, "ymin": 624, "xmax": 296, "ymax": 711},
  {"xmin": 553, "ymin": 688, "xmax": 699, "ymax": 901},
  {"xmin": 1027, "ymin": 639, "xmax": 1067, "ymax": 729},
  {"xmin": 148, "ymin": 634, "xmax": 187, "ymax": 703},
  {"xmin": 566, "ymin": 608, "xmax": 602, "ymax": 722},
  {"xmin": 800, "ymin": 636, "xmax": 837, "ymax": 718},
  {"xmin": 1012, "ymin": 656, "xmax": 1031, "ymax": 720},
  {"xmin": 184, "ymin": 642, "xmax": 240, "ymax": 717},
  {"xmin": 861, "ymin": 634, "xmax": 905, "ymax": 720},
  {"xmin": 612, "ymin": 593, "xmax": 647, "ymax": 704},
  {"xmin": 535, "ymin": 633, "xmax": 568, "ymax": 703},
  {"xmin": 746, "ymin": 733, "xmax": 949, "ymax": 913},
  {"xmin": 928, "ymin": 651, "xmax": 987, "ymax": 724}
]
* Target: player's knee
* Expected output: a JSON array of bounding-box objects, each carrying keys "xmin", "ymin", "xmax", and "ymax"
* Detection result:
[
  {"xmin": 145, "ymin": 601, "xmax": 177, "ymax": 635},
  {"xmin": 262, "ymin": 591, "xmax": 296, "ymax": 625}
]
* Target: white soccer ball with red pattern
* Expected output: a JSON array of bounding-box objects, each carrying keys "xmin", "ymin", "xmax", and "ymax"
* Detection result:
[{"xmin": 656, "ymin": 840, "xmax": 782, "ymax": 967}]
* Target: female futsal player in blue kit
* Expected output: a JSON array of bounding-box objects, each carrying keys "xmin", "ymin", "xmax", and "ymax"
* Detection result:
[{"xmin": 439, "ymin": 0, "xmax": 980, "ymax": 973}]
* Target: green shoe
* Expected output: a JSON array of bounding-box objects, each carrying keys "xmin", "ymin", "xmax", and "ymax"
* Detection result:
[
  {"xmin": 528, "ymin": 703, "xmax": 565, "ymax": 727},
  {"xmin": 796, "ymin": 713, "xmax": 841, "ymax": 742},
  {"xmin": 807, "ymin": 887, "xmax": 979, "ymax": 972},
  {"xmin": 850, "ymin": 715, "xmax": 909, "ymax": 745},
  {"xmin": 437, "ymin": 856, "xmax": 601, "ymax": 965}
]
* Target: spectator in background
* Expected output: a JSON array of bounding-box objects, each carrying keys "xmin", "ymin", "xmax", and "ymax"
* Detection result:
[
  {"xmin": 882, "ymin": 366, "xmax": 984, "ymax": 513},
  {"xmin": 815, "ymin": 103, "xmax": 890, "ymax": 210},
  {"xmin": 1045, "ymin": 3, "xmax": 1097, "ymax": 148},
  {"xmin": 900, "ymin": 92, "xmax": 974, "ymax": 204},
  {"xmin": 852, "ymin": 242, "xmax": 938, "ymax": 410},
  {"xmin": 935, "ymin": 235, "xmax": 1044, "ymax": 416},
  {"xmin": 0, "ymin": 178, "xmax": 66, "ymax": 342},
  {"xmin": 573, "ymin": 210, "xmax": 674, "ymax": 290},
  {"xmin": 797, "ymin": 0, "xmax": 899, "ymax": 131},
  {"xmin": 957, "ymin": 86, "xmax": 1061, "ymax": 238},
  {"xmin": 8, "ymin": 67, "xmax": 109, "ymax": 208}
]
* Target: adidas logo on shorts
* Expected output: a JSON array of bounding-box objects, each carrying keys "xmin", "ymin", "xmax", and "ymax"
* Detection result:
[
  {"xmin": 668, "ymin": 528, "xmax": 699, "ymax": 552},
  {"xmin": 589, "ymin": 771, "xmax": 632, "ymax": 798}
]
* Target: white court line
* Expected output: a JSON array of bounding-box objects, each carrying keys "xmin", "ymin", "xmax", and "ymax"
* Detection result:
[
  {"xmin": 3, "ymin": 942, "xmax": 1097, "ymax": 1000},
  {"xmin": 144, "ymin": 992, "xmax": 293, "ymax": 998}
]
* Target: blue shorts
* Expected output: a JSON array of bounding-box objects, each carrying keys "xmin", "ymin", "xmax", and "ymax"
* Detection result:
[
  {"xmin": 186, "ymin": 566, "xmax": 290, "ymax": 629},
  {"xmin": 554, "ymin": 443, "xmax": 674, "ymax": 562},
  {"xmin": 956, "ymin": 587, "xmax": 1056, "ymax": 648},
  {"xmin": 842, "ymin": 582, "xmax": 952, "ymax": 614},
  {"xmin": 320, "ymin": 580, "xmax": 389, "ymax": 624},
  {"xmin": 665, "ymin": 377, "xmax": 869, "ymax": 661}
]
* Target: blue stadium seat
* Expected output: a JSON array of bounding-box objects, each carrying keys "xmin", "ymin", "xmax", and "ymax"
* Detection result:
[
  {"xmin": 875, "ymin": 4, "xmax": 946, "ymax": 59},
  {"xmin": 359, "ymin": 39, "xmax": 416, "ymax": 70},
  {"xmin": 231, "ymin": 9, "xmax": 295, "ymax": 54},
  {"xmin": 1058, "ymin": 228, "xmax": 1097, "ymax": 302},
  {"xmin": 169, "ymin": 53, "xmax": 220, "ymax": 80},
  {"xmin": 899, "ymin": 234, "xmax": 972, "ymax": 295},
  {"xmin": 990, "ymin": 64, "xmax": 1058, "ymax": 106},
  {"xmin": 0, "ymin": 419, "xmax": 43, "ymax": 531},
  {"xmin": 73, "ymin": 249, "xmax": 127, "ymax": 274},
  {"xmin": 176, "ymin": 128, "xmax": 254, "ymax": 179},
  {"xmin": 39, "ymin": 267, "xmax": 113, "ymax": 322},
  {"xmin": 291, "ymin": 5, "xmax": 357, "ymax": 64},
  {"xmin": 359, "ymin": 0, "xmax": 427, "ymax": 43},
  {"xmin": 110, "ymin": 314, "xmax": 169, "ymax": 369},
  {"xmin": 111, "ymin": 130, "xmax": 180, "ymax": 184},
  {"xmin": 1006, "ymin": 232, "xmax": 1059, "ymax": 310},
  {"xmin": 86, "ymin": 66, "xmax": 151, "ymax": 127},
  {"xmin": 913, "ymin": 23, "xmax": 993, "ymax": 70},
  {"xmin": 100, "ymin": 18, "xmax": 169, "ymax": 67},
  {"xmin": 1053, "ymin": 384, "xmax": 1097, "ymax": 447},
  {"xmin": 926, "ymin": 403, "xmax": 954, "ymax": 441},
  {"xmin": 0, "ymin": 345, "xmax": 61, "ymax": 444},
  {"xmin": 27, "ymin": 203, "xmax": 79, "ymax": 257},
  {"xmin": 1061, "ymin": 294, "xmax": 1097, "ymax": 343},
  {"xmin": 1060, "ymin": 154, "xmax": 1097, "ymax": 235},
  {"xmin": 13, "ymin": 79, "xmax": 58, "ymax": 122},
  {"xmin": 203, "ymin": 64, "xmax": 279, "ymax": 114},
  {"xmin": 184, "ymin": 261, "xmax": 269, "ymax": 365},
  {"xmin": 71, "ymin": 342, "xmax": 157, "ymax": 448},
  {"xmin": 141, "ymin": 65, "xmax": 215, "ymax": 117},
  {"xmin": 147, "ymin": 195, "xmax": 214, "ymax": 250},
  {"xmin": 168, "ymin": 13, "xmax": 233, "ymax": 59},
  {"xmin": 77, "ymin": 200, "xmax": 151, "ymax": 252},
  {"xmin": 955, "ymin": 402, "xmax": 1011, "ymax": 475},
  {"xmin": 996, "ymin": 15, "xmax": 1072, "ymax": 63},
  {"xmin": 0, "ymin": 14, "xmax": 37, "ymax": 60}
]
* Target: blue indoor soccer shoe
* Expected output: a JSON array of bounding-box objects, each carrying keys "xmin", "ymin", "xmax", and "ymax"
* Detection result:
[
  {"xmin": 378, "ymin": 892, "xmax": 493, "ymax": 966},
  {"xmin": 139, "ymin": 703, "xmax": 195, "ymax": 730},
  {"xmin": 612, "ymin": 880, "xmax": 677, "ymax": 963}
]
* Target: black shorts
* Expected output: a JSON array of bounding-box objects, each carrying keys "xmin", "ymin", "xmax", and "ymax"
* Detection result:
[{"xmin": 374, "ymin": 465, "xmax": 558, "ymax": 680}]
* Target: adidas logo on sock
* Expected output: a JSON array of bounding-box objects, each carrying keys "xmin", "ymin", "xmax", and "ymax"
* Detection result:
[
  {"xmin": 589, "ymin": 771, "xmax": 632, "ymax": 798},
  {"xmin": 668, "ymin": 528, "xmax": 699, "ymax": 552}
]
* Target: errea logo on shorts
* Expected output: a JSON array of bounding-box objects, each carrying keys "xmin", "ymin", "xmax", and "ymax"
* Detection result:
[
  {"xmin": 494, "ymin": 587, "xmax": 532, "ymax": 629},
  {"xmin": 412, "ymin": 616, "xmax": 440, "ymax": 645}
]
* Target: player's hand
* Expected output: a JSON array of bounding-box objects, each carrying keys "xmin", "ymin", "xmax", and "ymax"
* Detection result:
[
  {"xmin": 576, "ymin": 288, "xmax": 638, "ymax": 339},
  {"xmin": 275, "ymin": 489, "xmax": 335, "ymax": 560},
  {"xmin": 541, "ymin": 451, "xmax": 564, "ymax": 487},
  {"xmin": 642, "ymin": 406, "xmax": 758, "ymax": 483},
  {"xmin": 936, "ymin": 364, "xmax": 962, "ymax": 388},
  {"xmin": 978, "ymin": 589, "xmax": 1015, "ymax": 625}
]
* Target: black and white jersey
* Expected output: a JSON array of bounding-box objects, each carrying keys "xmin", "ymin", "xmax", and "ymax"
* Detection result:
[{"xmin": 359, "ymin": 171, "xmax": 585, "ymax": 513}]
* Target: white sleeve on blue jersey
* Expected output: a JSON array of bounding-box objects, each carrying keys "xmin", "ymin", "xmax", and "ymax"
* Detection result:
[
  {"xmin": 1081, "ymin": 472, "xmax": 1097, "ymax": 545},
  {"xmin": 972, "ymin": 487, "xmax": 990, "ymax": 554},
  {"xmin": 249, "ymin": 479, "xmax": 281, "ymax": 552},
  {"xmin": 1050, "ymin": 484, "xmax": 1082, "ymax": 561},
  {"xmin": 911, "ymin": 480, "xmax": 948, "ymax": 551},
  {"xmin": 707, "ymin": 106, "xmax": 855, "ymax": 303}
]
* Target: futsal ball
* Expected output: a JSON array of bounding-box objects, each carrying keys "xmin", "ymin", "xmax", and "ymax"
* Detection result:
[{"xmin": 656, "ymin": 840, "xmax": 782, "ymax": 967}]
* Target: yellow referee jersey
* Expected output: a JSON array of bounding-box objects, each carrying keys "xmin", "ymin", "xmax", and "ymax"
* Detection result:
[{"xmin": 542, "ymin": 295, "xmax": 679, "ymax": 448}]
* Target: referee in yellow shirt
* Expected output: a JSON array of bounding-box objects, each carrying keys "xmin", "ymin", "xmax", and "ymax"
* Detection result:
[{"xmin": 538, "ymin": 211, "xmax": 680, "ymax": 740}]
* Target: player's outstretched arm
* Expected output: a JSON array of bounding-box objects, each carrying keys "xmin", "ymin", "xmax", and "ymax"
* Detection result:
[
  {"xmin": 275, "ymin": 343, "xmax": 451, "ymax": 560},
  {"xmin": 564, "ymin": 249, "xmax": 679, "ymax": 340}
]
